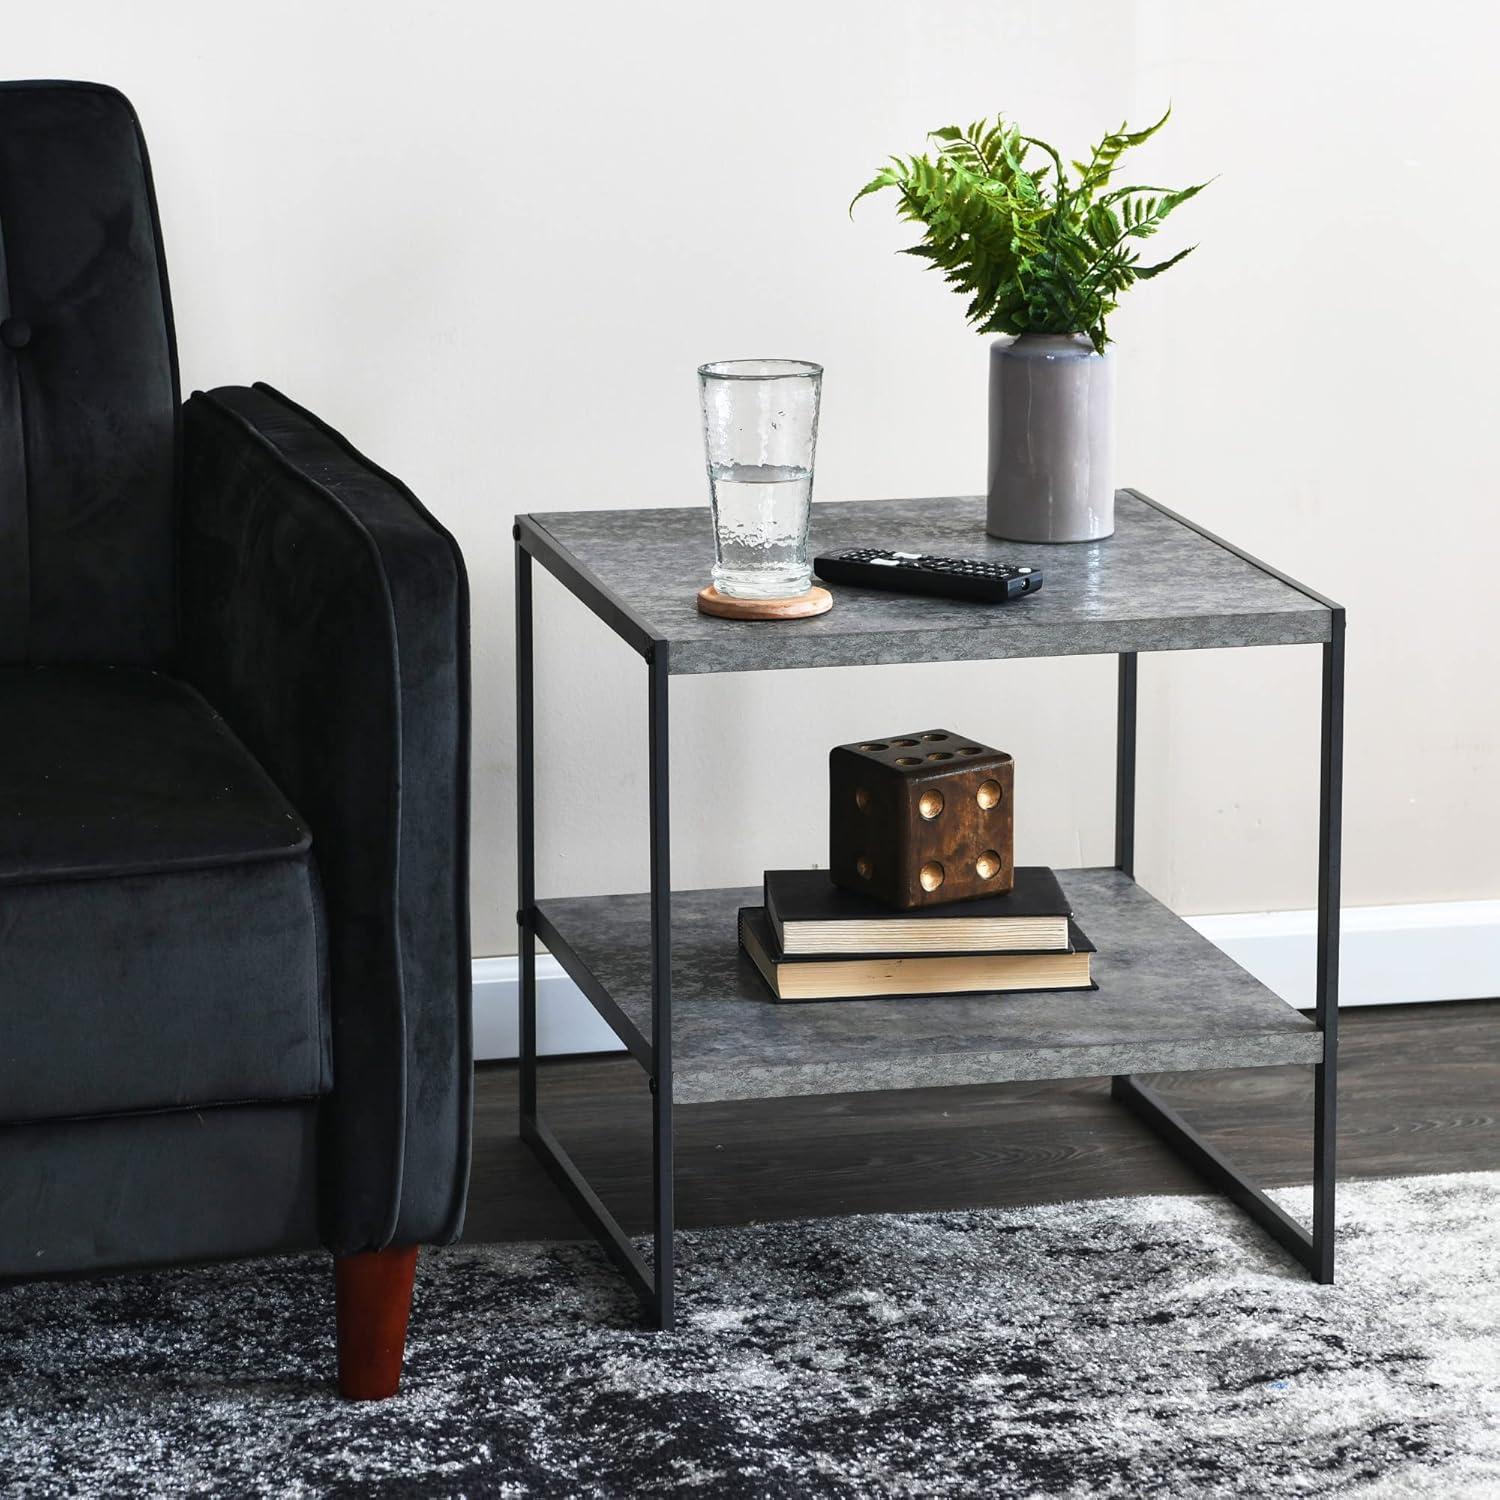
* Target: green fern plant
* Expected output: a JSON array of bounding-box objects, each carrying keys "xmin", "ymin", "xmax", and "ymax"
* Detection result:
[{"xmin": 852, "ymin": 108, "xmax": 1207, "ymax": 353}]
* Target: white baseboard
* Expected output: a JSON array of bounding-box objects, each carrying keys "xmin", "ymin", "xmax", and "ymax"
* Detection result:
[
  {"xmin": 471, "ymin": 953, "xmax": 626, "ymax": 1061},
  {"xmin": 1186, "ymin": 899, "xmax": 1500, "ymax": 1013},
  {"xmin": 473, "ymin": 901, "xmax": 1500, "ymax": 1062}
]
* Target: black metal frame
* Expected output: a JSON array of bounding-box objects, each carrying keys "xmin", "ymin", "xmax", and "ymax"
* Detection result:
[
  {"xmin": 1114, "ymin": 492, "xmax": 1343, "ymax": 1283},
  {"xmin": 514, "ymin": 524, "xmax": 677, "ymax": 1328},
  {"xmin": 514, "ymin": 496, "xmax": 1344, "ymax": 1327}
]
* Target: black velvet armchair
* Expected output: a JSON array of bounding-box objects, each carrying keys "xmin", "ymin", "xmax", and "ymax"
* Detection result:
[{"xmin": 0, "ymin": 81, "xmax": 472, "ymax": 1399}]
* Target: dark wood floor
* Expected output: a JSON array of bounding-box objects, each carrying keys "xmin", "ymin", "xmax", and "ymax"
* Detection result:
[{"xmin": 462, "ymin": 999, "xmax": 1499, "ymax": 1244}]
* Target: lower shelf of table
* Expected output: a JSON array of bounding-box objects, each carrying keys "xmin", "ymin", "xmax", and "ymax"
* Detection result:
[{"xmin": 532, "ymin": 868, "xmax": 1324, "ymax": 1105}]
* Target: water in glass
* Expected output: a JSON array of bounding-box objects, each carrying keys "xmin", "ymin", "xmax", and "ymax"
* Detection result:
[{"xmin": 708, "ymin": 461, "xmax": 813, "ymax": 599}]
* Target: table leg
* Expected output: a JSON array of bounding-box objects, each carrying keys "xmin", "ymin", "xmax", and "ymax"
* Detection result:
[
  {"xmin": 1116, "ymin": 652, "xmax": 1137, "ymax": 876},
  {"xmin": 648, "ymin": 647, "xmax": 675, "ymax": 1330},
  {"xmin": 516, "ymin": 536, "xmax": 537, "ymax": 1123},
  {"xmin": 1313, "ymin": 614, "xmax": 1345, "ymax": 1283}
]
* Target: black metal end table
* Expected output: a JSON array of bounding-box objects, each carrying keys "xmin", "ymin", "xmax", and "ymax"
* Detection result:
[{"xmin": 514, "ymin": 489, "xmax": 1343, "ymax": 1330}]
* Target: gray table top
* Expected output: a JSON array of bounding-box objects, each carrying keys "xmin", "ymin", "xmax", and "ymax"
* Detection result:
[
  {"xmin": 523, "ymin": 490, "xmax": 1335, "ymax": 675},
  {"xmin": 536, "ymin": 868, "xmax": 1323, "ymax": 1104}
]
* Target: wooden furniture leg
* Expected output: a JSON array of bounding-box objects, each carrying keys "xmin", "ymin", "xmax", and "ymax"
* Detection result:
[{"xmin": 334, "ymin": 1246, "xmax": 418, "ymax": 1399}]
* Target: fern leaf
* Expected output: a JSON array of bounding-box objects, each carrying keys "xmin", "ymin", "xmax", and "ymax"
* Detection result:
[
  {"xmin": 1133, "ymin": 245, "xmax": 1196, "ymax": 278},
  {"xmin": 854, "ymin": 107, "xmax": 1204, "ymax": 342}
]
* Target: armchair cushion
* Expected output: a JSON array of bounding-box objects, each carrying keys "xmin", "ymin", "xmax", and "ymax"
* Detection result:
[{"xmin": 0, "ymin": 665, "xmax": 330, "ymax": 1124}]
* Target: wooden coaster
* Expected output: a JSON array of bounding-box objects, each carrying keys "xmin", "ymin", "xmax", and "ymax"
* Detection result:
[{"xmin": 696, "ymin": 584, "xmax": 833, "ymax": 620}]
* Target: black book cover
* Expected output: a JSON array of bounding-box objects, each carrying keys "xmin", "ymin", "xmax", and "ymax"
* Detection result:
[{"xmin": 765, "ymin": 866, "xmax": 1072, "ymax": 928}]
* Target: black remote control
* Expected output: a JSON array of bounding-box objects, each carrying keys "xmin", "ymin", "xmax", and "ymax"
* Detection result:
[{"xmin": 814, "ymin": 548, "xmax": 1042, "ymax": 603}]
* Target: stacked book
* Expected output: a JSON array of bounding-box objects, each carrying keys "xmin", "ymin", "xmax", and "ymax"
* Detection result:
[{"xmin": 739, "ymin": 867, "xmax": 1095, "ymax": 1003}]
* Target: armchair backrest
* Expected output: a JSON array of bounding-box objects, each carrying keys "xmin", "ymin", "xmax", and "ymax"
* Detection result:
[{"xmin": 0, "ymin": 81, "xmax": 178, "ymax": 665}]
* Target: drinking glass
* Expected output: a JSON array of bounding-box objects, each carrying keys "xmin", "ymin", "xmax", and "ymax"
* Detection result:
[{"xmin": 698, "ymin": 358, "xmax": 822, "ymax": 599}]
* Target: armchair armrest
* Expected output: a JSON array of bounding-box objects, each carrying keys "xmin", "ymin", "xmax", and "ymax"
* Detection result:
[{"xmin": 180, "ymin": 383, "xmax": 471, "ymax": 1253}]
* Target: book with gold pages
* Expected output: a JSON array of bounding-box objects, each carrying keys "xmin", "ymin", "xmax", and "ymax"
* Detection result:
[
  {"xmin": 738, "ymin": 906, "xmax": 1096, "ymax": 1003},
  {"xmin": 764, "ymin": 866, "xmax": 1072, "ymax": 956}
]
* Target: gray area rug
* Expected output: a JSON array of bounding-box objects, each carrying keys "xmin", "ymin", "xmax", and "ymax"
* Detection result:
[{"xmin": 1, "ymin": 1172, "xmax": 1496, "ymax": 1498}]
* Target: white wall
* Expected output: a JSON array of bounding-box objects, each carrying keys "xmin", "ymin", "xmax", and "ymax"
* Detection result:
[{"xmin": 13, "ymin": 1, "xmax": 1498, "ymax": 954}]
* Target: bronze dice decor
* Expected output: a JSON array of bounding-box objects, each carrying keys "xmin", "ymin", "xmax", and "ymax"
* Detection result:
[{"xmin": 829, "ymin": 730, "xmax": 1015, "ymax": 910}]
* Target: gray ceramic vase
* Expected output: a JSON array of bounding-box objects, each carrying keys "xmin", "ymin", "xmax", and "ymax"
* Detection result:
[{"xmin": 986, "ymin": 333, "xmax": 1115, "ymax": 542}]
